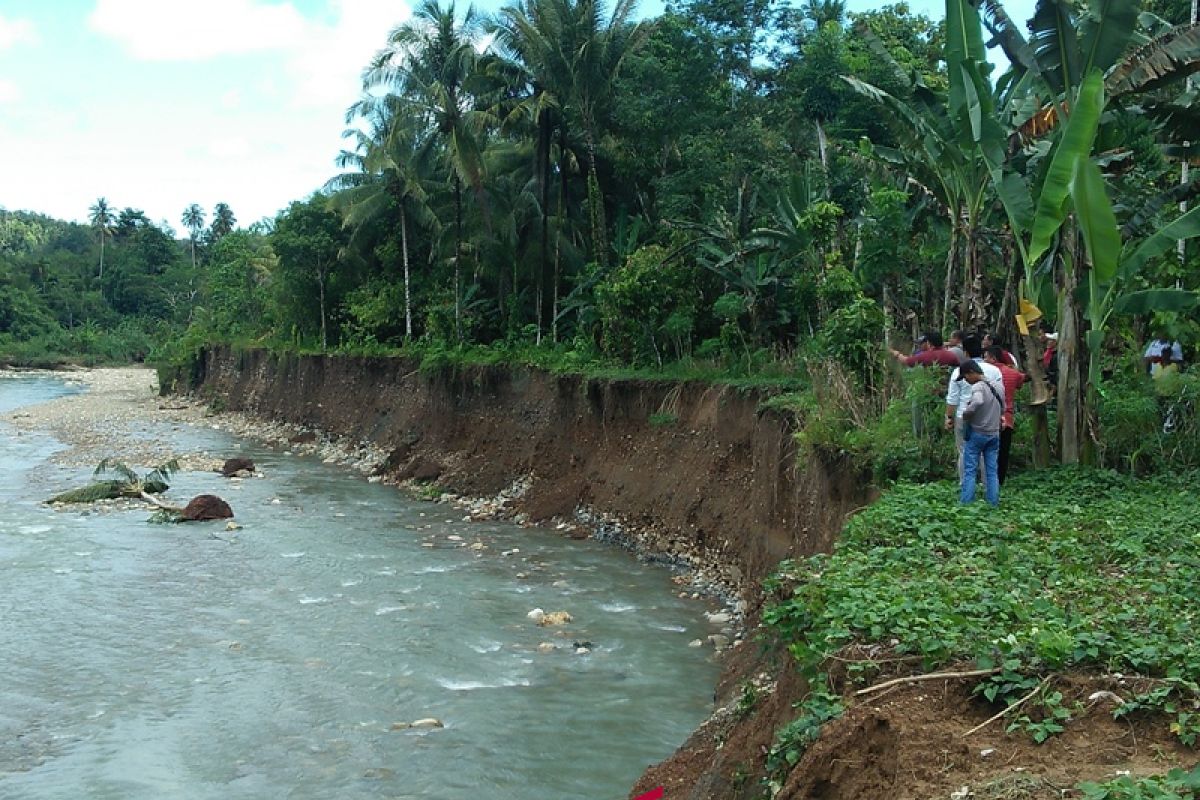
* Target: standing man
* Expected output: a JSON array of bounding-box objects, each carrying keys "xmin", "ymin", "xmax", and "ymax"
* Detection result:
[
  {"xmin": 947, "ymin": 329, "xmax": 966, "ymax": 363},
  {"xmin": 985, "ymin": 345, "xmax": 1027, "ymax": 484},
  {"xmin": 1143, "ymin": 332, "xmax": 1185, "ymax": 373},
  {"xmin": 959, "ymin": 360, "xmax": 1004, "ymax": 506},
  {"xmin": 945, "ymin": 335, "xmax": 1003, "ymax": 480},
  {"xmin": 891, "ymin": 331, "xmax": 962, "ymax": 368}
]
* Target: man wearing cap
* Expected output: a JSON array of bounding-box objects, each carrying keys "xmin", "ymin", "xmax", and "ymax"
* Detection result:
[
  {"xmin": 944, "ymin": 335, "xmax": 1004, "ymax": 480},
  {"xmin": 959, "ymin": 359, "xmax": 1004, "ymax": 506}
]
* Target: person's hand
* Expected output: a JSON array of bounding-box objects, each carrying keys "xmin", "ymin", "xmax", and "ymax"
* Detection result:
[{"xmin": 943, "ymin": 415, "xmax": 954, "ymax": 431}]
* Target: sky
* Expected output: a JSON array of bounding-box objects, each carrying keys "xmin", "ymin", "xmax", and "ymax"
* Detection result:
[{"xmin": 0, "ymin": 0, "xmax": 1035, "ymax": 234}]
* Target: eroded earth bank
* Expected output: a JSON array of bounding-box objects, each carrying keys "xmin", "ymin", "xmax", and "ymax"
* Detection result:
[{"xmin": 176, "ymin": 347, "xmax": 1194, "ymax": 800}]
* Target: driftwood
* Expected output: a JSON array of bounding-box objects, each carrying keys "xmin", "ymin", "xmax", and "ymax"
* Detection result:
[{"xmin": 854, "ymin": 667, "xmax": 1003, "ymax": 697}]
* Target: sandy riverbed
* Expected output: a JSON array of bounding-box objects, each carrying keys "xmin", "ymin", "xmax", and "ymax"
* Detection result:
[
  {"xmin": 1, "ymin": 366, "xmax": 388, "ymax": 478},
  {"xmin": 0, "ymin": 367, "xmax": 220, "ymax": 469}
]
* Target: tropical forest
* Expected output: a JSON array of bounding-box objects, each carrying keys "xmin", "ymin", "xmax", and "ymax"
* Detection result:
[{"xmin": 3, "ymin": 0, "xmax": 1200, "ymax": 794}]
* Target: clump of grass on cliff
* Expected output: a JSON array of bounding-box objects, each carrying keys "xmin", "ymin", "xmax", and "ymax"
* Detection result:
[{"xmin": 761, "ymin": 468, "xmax": 1200, "ymax": 782}]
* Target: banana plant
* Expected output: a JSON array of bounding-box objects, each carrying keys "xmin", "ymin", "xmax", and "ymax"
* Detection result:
[{"xmin": 953, "ymin": 0, "xmax": 1200, "ymax": 462}]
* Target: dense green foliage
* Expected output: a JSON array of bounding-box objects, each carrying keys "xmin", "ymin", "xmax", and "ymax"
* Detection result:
[
  {"xmin": 0, "ymin": 206, "xmax": 240, "ymax": 367},
  {"xmin": 7, "ymin": 0, "xmax": 1198, "ymax": 473}
]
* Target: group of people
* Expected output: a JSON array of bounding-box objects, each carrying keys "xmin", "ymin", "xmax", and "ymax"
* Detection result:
[
  {"xmin": 889, "ymin": 329, "xmax": 1029, "ymax": 508},
  {"xmin": 888, "ymin": 327, "xmax": 1189, "ymax": 507}
]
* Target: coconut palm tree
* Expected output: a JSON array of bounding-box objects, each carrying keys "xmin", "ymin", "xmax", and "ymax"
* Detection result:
[
  {"xmin": 548, "ymin": 0, "xmax": 647, "ymax": 269},
  {"xmin": 181, "ymin": 203, "xmax": 205, "ymax": 270},
  {"xmin": 489, "ymin": 0, "xmax": 570, "ymax": 340},
  {"xmin": 365, "ymin": 0, "xmax": 490, "ymax": 340},
  {"xmin": 326, "ymin": 94, "xmax": 438, "ymax": 338},
  {"xmin": 211, "ymin": 203, "xmax": 237, "ymax": 241},
  {"xmin": 88, "ymin": 197, "xmax": 115, "ymax": 279}
]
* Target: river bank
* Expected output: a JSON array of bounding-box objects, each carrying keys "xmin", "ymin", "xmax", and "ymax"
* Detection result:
[{"xmin": 2, "ymin": 369, "xmax": 724, "ymax": 799}]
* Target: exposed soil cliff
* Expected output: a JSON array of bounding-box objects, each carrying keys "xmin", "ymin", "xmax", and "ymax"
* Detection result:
[
  {"xmin": 190, "ymin": 348, "xmax": 1197, "ymax": 799},
  {"xmin": 190, "ymin": 346, "xmax": 870, "ymax": 796},
  {"xmin": 194, "ymin": 346, "xmax": 867, "ymax": 592}
]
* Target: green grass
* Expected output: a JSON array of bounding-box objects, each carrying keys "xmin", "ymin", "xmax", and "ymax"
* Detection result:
[{"xmin": 761, "ymin": 468, "xmax": 1200, "ymax": 781}]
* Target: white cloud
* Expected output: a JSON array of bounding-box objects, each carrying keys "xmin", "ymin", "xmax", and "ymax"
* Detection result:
[
  {"xmin": 207, "ymin": 136, "xmax": 253, "ymax": 158},
  {"xmin": 282, "ymin": 0, "xmax": 412, "ymax": 109},
  {"xmin": 0, "ymin": 79, "xmax": 20, "ymax": 104},
  {"xmin": 0, "ymin": 15, "xmax": 37, "ymax": 50},
  {"xmin": 89, "ymin": 0, "xmax": 309, "ymax": 60}
]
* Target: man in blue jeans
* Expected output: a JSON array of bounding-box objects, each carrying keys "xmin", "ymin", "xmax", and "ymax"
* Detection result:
[{"xmin": 959, "ymin": 359, "xmax": 1004, "ymax": 506}]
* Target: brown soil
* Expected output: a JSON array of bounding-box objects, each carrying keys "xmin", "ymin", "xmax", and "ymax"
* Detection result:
[
  {"xmin": 194, "ymin": 347, "xmax": 872, "ymax": 592},
  {"xmin": 633, "ymin": 655, "xmax": 1199, "ymax": 800}
]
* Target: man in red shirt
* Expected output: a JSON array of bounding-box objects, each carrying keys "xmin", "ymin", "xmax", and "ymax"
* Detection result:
[
  {"xmin": 890, "ymin": 331, "xmax": 962, "ymax": 368},
  {"xmin": 985, "ymin": 345, "xmax": 1027, "ymax": 484}
]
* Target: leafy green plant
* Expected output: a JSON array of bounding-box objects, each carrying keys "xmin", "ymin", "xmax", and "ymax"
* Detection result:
[
  {"xmin": 764, "ymin": 468, "xmax": 1200, "ymax": 757},
  {"xmin": 764, "ymin": 686, "xmax": 844, "ymax": 791},
  {"xmin": 1077, "ymin": 764, "xmax": 1200, "ymax": 799}
]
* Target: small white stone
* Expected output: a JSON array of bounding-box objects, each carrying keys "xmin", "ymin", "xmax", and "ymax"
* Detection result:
[
  {"xmin": 410, "ymin": 718, "xmax": 443, "ymax": 728},
  {"xmin": 271, "ymin": 498, "xmax": 282, "ymax": 505},
  {"xmin": 526, "ymin": 608, "xmax": 545, "ymax": 623},
  {"xmin": 688, "ymin": 639, "xmax": 704, "ymax": 648}
]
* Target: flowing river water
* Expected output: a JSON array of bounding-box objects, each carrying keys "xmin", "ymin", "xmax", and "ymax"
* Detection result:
[{"xmin": 0, "ymin": 374, "xmax": 720, "ymax": 800}]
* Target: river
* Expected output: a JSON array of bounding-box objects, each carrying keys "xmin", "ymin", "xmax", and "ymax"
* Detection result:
[{"xmin": 0, "ymin": 373, "xmax": 719, "ymax": 800}]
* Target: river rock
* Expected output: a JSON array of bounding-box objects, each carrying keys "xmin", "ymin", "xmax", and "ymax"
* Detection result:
[
  {"xmin": 390, "ymin": 718, "xmax": 444, "ymax": 730},
  {"xmin": 219, "ymin": 457, "xmax": 255, "ymax": 477},
  {"xmin": 180, "ymin": 494, "xmax": 234, "ymax": 521},
  {"xmin": 526, "ymin": 608, "xmax": 545, "ymax": 623},
  {"xmin": 397, "ymin": 456, "xmax": 442, "ymax": 482},
  {"xmin": 537, "ymin": 611, "xmax": 572, "ymax": 626},
  {"xmin": 706, "ymin": 612, "xmax": 731, "ymax": 625},
  {"xmin": 536, "ymin": 642, "xmax": 555, "ymax": 654},
  {"xmin": 707, "ymin": 634, "xmax": 730, "ymax": 650}
]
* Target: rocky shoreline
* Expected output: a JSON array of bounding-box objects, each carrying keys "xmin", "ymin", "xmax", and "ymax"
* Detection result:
[{"xmin": 2, "ymin": 366, "xmax": 747, "ymax": 649}]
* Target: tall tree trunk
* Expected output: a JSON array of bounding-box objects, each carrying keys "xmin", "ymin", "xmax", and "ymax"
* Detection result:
[
  {"xmin": 98, "ymin": 236, "xmax": 105, "ymax": 280},
  {"xmin": 554, "ymin": 125, "xmax": 568, "ymax": 344},
  {"xmin": 1057, "ymin": 233, "xmax": 1084, "ymax": 464},
  {"xmin": 401, "ymin": 206, "xmax": 412, "ymax": 338},
  {"xmin": 943, "ymin": 219, "xmax": 959, "ymax": 331},
  {"xmin": 318, "ymin": 266, "xmax": 328, "ymax": 351},
  {"xmin": 815, "ymin": 118, "xmax": 829, "ymax": 189},
  {"xmin": 454, "ymin": 176, "xmax": 463, "ymax": 341},
  {"xmin": 582, "ymin": 119, "xmax": 608, "ymax": 270},
  {"xmin": 538, "ymin": 112, "xmax": 553, "ymax": 344}
]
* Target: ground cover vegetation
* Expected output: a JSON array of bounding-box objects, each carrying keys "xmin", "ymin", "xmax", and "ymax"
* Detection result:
[
  {"xmin": 4, "ymin": 0, "xmax": 1200, "ymax": 791},
  {"xmin": 763, "ymin": 470, "xmax": 1200, "ymax": 795}
]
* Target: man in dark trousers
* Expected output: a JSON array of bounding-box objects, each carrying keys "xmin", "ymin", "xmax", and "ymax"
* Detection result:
[
  {"xmin": 959, "ymin": 359, "xmax": 1004, "ymax": 507},
  {"xmin": 985, "ymin": 345, "xmax": 1026, "ymax": 484}
]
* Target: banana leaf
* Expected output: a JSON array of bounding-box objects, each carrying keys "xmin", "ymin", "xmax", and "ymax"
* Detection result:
[
  {"xmin": 1027, "ymin": 70, "xmax": 1106, "ymax": 267},
  {"xmin": 1071, "ymin": 156, "xmax": 1121, "ymax": 283},
  {"xmin": 1114, "ymin": 288, "xmax": 1200, "ymax": 315}
]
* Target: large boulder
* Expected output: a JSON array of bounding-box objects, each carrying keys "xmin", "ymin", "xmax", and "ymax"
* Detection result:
[
  {"xmin": 181, "ymin": 494, "xmax": 234, "ymax": 521},
  {"xmin": 397, "ymin": 456, "xmax": 442, "ymax": 482},
  {"xmin": 219, "ymin": 458, "xmax": 255, "ymax": 477}
]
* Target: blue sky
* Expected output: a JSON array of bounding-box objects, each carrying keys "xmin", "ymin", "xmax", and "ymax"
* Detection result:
[{"xmin": 0, "ymin": 0, "xmax": 1035, "ymax": 233}]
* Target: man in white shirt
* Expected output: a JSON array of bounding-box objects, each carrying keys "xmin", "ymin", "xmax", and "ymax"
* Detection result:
[
  {"xmin": 1143, "ymin": 333, "xmax": 1184, "ymax": 372},
  {"xmin": 944, "ymin": 335, "xmax": 1004, "ymax": 480}
]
